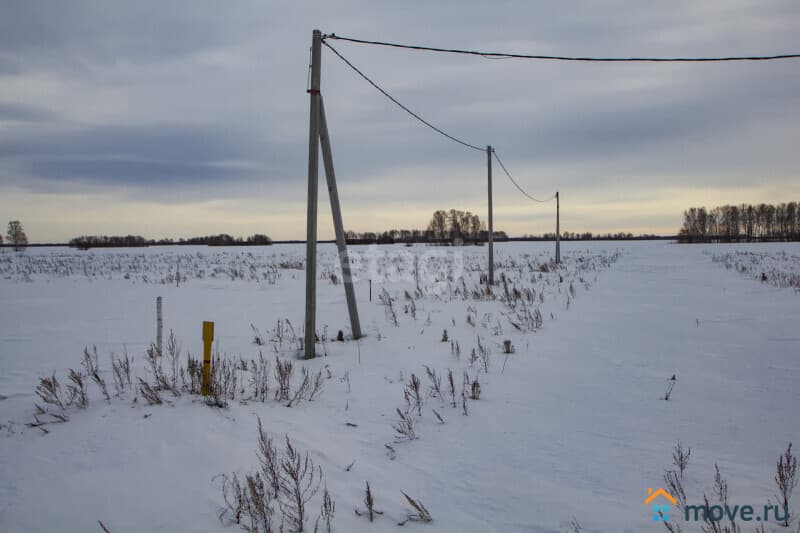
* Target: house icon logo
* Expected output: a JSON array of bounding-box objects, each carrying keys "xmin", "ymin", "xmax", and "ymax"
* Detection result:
[{"xmin": 645, "ymin": 487, "xmax": 677, "ymax": 522}]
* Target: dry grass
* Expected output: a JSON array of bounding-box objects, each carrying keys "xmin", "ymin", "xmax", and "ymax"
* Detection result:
[
  {"xmin": 392, "ymin": 408, "xmax": 417, "ymax": 441},
  {"xmin": 220, "ymin": 419, "xmax": 325, "ymax": 533},
  {"xmin": 355, "ymin": 481, "xmax": 383, "ymax": 522},
  {"xmin": 397, "ymin": 491, "xmax": 432, "ymax": 526},
  {"xmin": 672, "ymin": 441, "xmax": 691, "ymax": 479},
  {"xmin": 35, "ymin": 373, "xmax": 65, "ymax": 410},
  {"xmin": 776, "ymin": 442, "xmax": 797, "ymax": 527}
]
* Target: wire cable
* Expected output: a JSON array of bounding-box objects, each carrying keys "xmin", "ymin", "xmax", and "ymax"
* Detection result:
[
  {"xmin": 324, "ymin": 34, "xmax": 800, "ymax": 63},
  {"xmin": 492, "ymin": 149, "xmax": 555, "ymax": 203},
  {"xmin": 322, "ymin": 40, "xmax": 484, "ymax": 152},
  {"xmin": 323, "ymin": 39, "xmax": 557, "ymax": 205}
]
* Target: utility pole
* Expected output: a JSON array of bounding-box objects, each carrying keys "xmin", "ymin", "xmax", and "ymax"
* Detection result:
[
  {"xmin": 319, "ymin": 97, "xmax": 362, "ymax": 340},
  {"xmin": 304, "ymin": 30, "xmax": 363, "ymax": 359},
  {"xmin": 304, "ymin": 30, "xmax": 322, "ymax": 359},
  {"xmin": 555, "ymin": 191, "xmax": 561, "ymax": 264},
  {"xmin": 487, "ymin": 145, "xmax": 494, "ymax": 285}
]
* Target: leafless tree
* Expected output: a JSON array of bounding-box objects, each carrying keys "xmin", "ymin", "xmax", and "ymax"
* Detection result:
[{"xmin": 6, "ymin": 220, "xmax": 28, "ymax": 251}]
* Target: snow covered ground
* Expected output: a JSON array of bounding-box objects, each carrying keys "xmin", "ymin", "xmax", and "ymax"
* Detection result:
[{"xmin": 1, "ymin": 241, "xmax": 798, "ymax": 532}]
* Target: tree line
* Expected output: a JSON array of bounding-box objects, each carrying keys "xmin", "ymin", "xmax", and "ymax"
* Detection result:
[
  {"xmin": 68, "ymin": 233, "xmax": 273, "ymax": 249},
  {"xmin": 678, "ymin": 202, "xmax": 799, "ymax": 243},
  {"xmin": 518, "ymin": 231, "xmax": 665, "ymax": 241},
  {"xmin": 345, "ymin": 209, "xmax": 509, "ymax": 245}
]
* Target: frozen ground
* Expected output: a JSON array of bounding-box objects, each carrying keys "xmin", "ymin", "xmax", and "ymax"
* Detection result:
[{"xmin": 0, "ymin": 241, "xmax": 798, "ymax": 532}]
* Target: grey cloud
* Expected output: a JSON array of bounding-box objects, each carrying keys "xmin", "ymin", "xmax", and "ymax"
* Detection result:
[
  {"xmin": 1, "ymin": 121, "xmax": 307, "ymax": 201},
  {"xmin": 0, "ymin": 102, "xmax": 54, "ymax": 122},
  {"xmin": 0, "ymin": 1, "xmax": 267, "ymax": 64},
  {"xmin": 0, "ymin": 0, "xmax": 798, "ymax": 233},
  {"xmin": 1, "ymin": 122, "xmax": 252, "ymax": 161}
]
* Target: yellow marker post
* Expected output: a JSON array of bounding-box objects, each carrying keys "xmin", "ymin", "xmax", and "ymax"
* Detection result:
[{"xmin": 202, "ymin": 321, "xmax": 214, "ymax": 396}]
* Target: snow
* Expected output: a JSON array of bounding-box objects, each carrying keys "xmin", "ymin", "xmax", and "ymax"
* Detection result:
[{"xmin": 1, "ymin": 241, "xmax": 798, "ymax": 532}]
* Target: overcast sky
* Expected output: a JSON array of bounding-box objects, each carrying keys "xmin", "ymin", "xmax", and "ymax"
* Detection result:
[{"xmin": 1, "ymin": 1, "xmax": 798, "ymax": 242}]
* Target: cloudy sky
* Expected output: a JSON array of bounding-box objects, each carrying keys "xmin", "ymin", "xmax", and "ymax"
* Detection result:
[{"xmin": 1, "ymin": 1, "xmax": 798, "ymax": 242}]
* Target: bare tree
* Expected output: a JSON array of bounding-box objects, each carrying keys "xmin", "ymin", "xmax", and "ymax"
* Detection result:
[
  {"xmin": 6, "ymin": 220, "xmax": 28, "ymax": 251},
  {"xmin": 427, "ymin": 210, "xmax": 447, "ymax": 242},
  {"xmin": 680, "ymin": 202, "xmax": 800, "ymax": 243}
]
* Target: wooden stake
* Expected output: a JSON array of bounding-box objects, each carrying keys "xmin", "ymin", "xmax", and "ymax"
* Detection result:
[
  {"xmin": 201, "ymin": 321, "xmax": 214, "ymax": 396},
  {"xmin": 156, "ymin": 296, "xmax": 163, "ymax": 356}
]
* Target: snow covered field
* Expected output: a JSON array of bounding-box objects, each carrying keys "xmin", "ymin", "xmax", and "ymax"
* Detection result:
[{"xmin": 1, "ymin": 241, "xmax": 798, "ymax": 532}]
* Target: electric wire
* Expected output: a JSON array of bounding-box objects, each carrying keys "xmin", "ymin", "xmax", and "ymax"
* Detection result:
[
  {"xmin": 492, "ymin": 149, "xmax": 555, "ymax": 203},
  {"xmin": 323, "ymin": 40, "xmax": 553, "ymax": 205},
  {"xmin": 322, "ymin": 40, "xmax": 484, "ymax": 152},
  {"xmin": 324, "ymin": 34, "xmax": 800, "ymax": 63}
]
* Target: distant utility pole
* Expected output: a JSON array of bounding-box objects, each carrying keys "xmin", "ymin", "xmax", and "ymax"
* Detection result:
[
  {"xmin": 487, "ymin": 145, "xmax": 494, "ymax": 285},
  {"xmin": 555, "ymin": 191, "xmax": 561, "ymax": 264},
  {"xmin": 304, "ymin": 29, "xmax": 362, "ymax": 359}
]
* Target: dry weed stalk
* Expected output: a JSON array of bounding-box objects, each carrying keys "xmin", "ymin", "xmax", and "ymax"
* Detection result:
[
  {"xmin": 249, "ymin": 353, "xmax": 270, "ymax": 402},
  {"xmin": 404, "ymin": 374, "xmax": 423, "ymax": 416},
  {"xmin": 398, "ymin": 491, "xmax": 432, "ymax": 525},
  {"xmin": 25, "ymin": 412, "xmax": 68, "ymax": 433},
  {"xmin": 110, "ymin": 351, "xmax": 133, "ymax": 396},
  {"xmin": 477, "ymin": 337, "xmax": 490, "ymax": 372},
  {"xmin": 776, "ymin": 442, "xmax": 797, "ymax": 527},
  {"xmin": 144, "ymin": 343, "xmax": 169, "ymax": 392},
  {"xmin": 663, "ymin": 470, "xmax": 687, "ymax": 510},
  {"xmin": 275, "ymin": 358, "xmax": 294, "ymax": 401},
  {"xmin": 306, "ymin": 370, "xmax": 325, "ymax": 402},
  {"xmin": 277, "ymin": 435, "xmax": 322, "ymax": 532},
  {"xmin": 91, "ymin": 368, "xmax": 111, "ymax": 404},
  {"xmin": 355, "ymin": 481, "xmax": 383, "ymax": 522},
  {"xmin": 672, "ymin": 441, "xmax": 691, "ymax": 479},
  {"xmin": 219, "ymin": 471, "xmax": 274, "ymax": 533},
  {"xmin": 221, "ymin": 419, "xmax": 327, "ymax": 533},
  {"xmin": 469, "ymin": 373, "xmax": 481, "ymax": 400},
  {"xmin": 319, "ymin": 487, "xmax": 334, "ymax": 533},
  {"xmin": 287, "ymin": 368, "xmax": 310, "ymax": 407},
  {"xmin": 662, "ymin": 380, "xmax": 676, "ymax": 401},
  {"xmin": 166, "ymin": 330, "xmax": 181, "ymax": 390},
  {"xmin": 393, "ymin": 408, "xmax": 417, "ymax": 441},
  {"xmin": 713, "ymin": 463, "xmax": 728, "ymax": 505},
  {"xmin": 35, "ymin": 373, "xmax": 65, "ymax": 409},
  {"xmin": 424, "ymin": 366, "xmax": 442, "ymax": 402},
  {"xmin": 447, "ymin": 369, "xmax": 457, "ymax": 408},
  {"xmin": 81, "ymin": 346, "xmax": 99, "ymax": 375},
  {"xmin": 137, "ymin": 378, "xmax": 162, "ymax": 405},
  {"xmin": 66, "ymin": 368, "xmax": 88, "ymax": 408}
]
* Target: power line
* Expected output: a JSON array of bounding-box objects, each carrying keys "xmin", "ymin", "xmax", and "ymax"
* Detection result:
[
  {"xmin": 323, "ymin": 40, "xmax": 555, "ymax": 204},
  {"xmin": 322, "ymin": 40, "xmax": 484, "ymax": 152},
  {"xmin": 324, "ymin": 34, "xmax": 800, "ymax": 63},
  {"xmin": 492, "ymin": 149, "xmax": 554, "ymax": 203}
]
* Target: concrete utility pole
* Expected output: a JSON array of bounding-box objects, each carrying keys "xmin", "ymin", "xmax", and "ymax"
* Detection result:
[
  {"xmin": 304, "ymin": 29, "xmax": 363, "ymax": 359},
  {"xmin": 304, "ymin": 30, "xmax": 322, "ymax": 359},
  {"xmin": 319, "ymin": 97, "xmax": 362, "ymax": 340},
  {"xmin": 487, "ymin": 145, "xmax": 494, "ymax": 285},
  {"xmin": 555, "ymin": 191, "xmax": 561, "ymax": 264}
]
